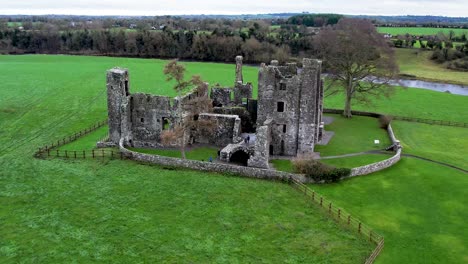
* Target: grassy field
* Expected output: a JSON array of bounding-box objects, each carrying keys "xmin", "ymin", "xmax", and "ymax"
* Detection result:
[
  {"xmin": 377, "ymin": 27, "xmax": 468, "ymax": 37},
  {"xmin": 395, "ymin": 48, "xmax": 468, "ymax": 86},
  {"xmin": 0, "ymin": 55, "xmax": 373, "ymax": 262},
  {"xmin": 1, "ymin": 55, "xmax": 467, "ymax": 263},
  {"xmin": 315, "ymin": 115, "xmax": 391, "ymax": 156},
  {"xmin": 392, "ymin": 121, "xmax": 468, "ymax": 170},
  {"xmin": 272, "ymin": 114, "xmax": 468, "ymax": 263},
  {"xmin": 312, "ymin": 157, "xmax": 468, "ymax": 264},
  {"xmin": 309, "ymin": 115, "xmax": 468, "ymax": 263}
]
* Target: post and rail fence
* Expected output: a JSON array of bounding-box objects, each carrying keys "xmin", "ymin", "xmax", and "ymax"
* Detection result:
[
  {"xmin": 288, "ymin": 177, "xmax": 385, "ymax": 264},
  {"xmin": 34, "ymin": 119, "xmax": 109, "ymax": 158}
]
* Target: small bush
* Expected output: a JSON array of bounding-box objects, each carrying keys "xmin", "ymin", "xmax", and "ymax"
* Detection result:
[
  {"xmin": 379, "ymin": 115, "xmax": 393, "ymax": 129},
  {"xmin": 292, "ymin": 157, "xmax": 351, "ymax": 183}
]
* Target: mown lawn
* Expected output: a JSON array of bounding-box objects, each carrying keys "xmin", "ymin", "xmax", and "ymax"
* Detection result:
[
  {"xmin": 0, "ymin": 55, "xmax": 373, "ymax": 263},
  {"xmin": 315, "ymin": 114, "xmax": 391, "ymax": 156}
]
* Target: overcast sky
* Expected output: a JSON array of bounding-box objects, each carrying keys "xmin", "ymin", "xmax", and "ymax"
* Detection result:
[{"xmin": 1, "ymin": 0, "xmax": 467, "ymax": 17}]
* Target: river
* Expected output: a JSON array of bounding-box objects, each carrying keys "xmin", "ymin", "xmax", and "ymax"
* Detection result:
[{"xmin": 388, "ymin": 79, "xmax": 468, "ymax": 96}]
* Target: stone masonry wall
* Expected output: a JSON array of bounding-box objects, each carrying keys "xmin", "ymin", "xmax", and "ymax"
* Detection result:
[
  {"xmin": 119, "ymin": 138, "xmax": 307, "ymax": 183},
  {"xmin": 349, "ymin": 124, "xmax": 402, "ymax": 177},
  {"xmin": 196, "ymin": 113, "xmax": 242, "ymax": 147}
]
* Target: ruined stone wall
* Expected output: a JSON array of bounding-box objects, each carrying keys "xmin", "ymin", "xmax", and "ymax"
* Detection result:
[
  {"xmin": 119, "ymin": 138, "xmax": 307, "ymax": 183},
  {"xmin": 247, "ymin": 123, "xmax": 271, "ymax": 169},
  {"xmin": 196, "ymin": 113, "xmax": 241, "ymax": 147},
  {"xmin": 210, "ymin": 87, "xmax": 232, "ymax": 107},
  {"xmin": 213, "ymin": 106, "xmax": 255, "ymax": 133},
  {"xmin": 129, "ymin": 93, "xmax": 173, "ymax": 147},
  {"xmin": 233, "ymin": 82, "xmax": 253, "ymax": 105}
]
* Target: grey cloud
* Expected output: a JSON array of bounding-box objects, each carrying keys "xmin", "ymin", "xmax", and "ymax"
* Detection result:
[{"xmin": 1, "ymin": 0, "xmax": 467, "ymax": 17}]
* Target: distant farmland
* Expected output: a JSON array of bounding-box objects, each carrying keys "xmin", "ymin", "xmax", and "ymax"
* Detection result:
[{"xmin": 378, "ymin": 27, "xmax": 468, "ymax": 36}]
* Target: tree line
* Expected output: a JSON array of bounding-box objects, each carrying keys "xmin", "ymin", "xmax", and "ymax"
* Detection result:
[{"xmin": 0, "ymin": 27, "xmax": 317, "ymax": 64}]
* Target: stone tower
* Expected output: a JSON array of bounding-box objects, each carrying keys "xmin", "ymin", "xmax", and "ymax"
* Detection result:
[
  {"xmin": 256, "ymin": 58, "xmax": 323, "ymax": 157},
  {"xmin": 106, "ymin": 68, "xmax": 131, "ymax": 144}
]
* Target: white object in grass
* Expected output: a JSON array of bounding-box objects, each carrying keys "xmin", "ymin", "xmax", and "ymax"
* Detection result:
[{"xmin": 374, "ymin": 140, "xmax": 380, "ymax": 144}]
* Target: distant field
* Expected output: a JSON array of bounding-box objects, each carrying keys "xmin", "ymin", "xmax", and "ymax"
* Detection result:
[
  {"xmin": 378, "ymin": 27, "xmax": 468, "ymax": 36},
  {"xmin": 395, "ymin": 48, "xmax": 468, "ymax": 86}
]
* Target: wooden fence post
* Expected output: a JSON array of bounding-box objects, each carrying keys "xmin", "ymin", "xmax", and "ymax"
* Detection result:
[
  {"xmin": 83, "ymin": 151, "xmax": 86, "ymax": 159},
  {"xmin": 358, "ymin": 222, "xmax": 362, "ymax": 234},
  {"xmin": 92, "ymin": 150, "xmax": 95, "ymax": 158},
  {"xmin": 56, "ymin": 150, "xmax": 59, "ymax": 157},
  {"xmin": 328, "ymin": 202, "xmax": 332, "ymax": 214},
  {"xmin": 320, "ymin": 197, "xmax": 323, "ymax": 207},
  {"xmin": 347, "ymin": 215, "xmax": 351, "ymax": 225},
  {"xmin": 312, "ymin": 191, "xmax": 315, "ymax": 201},
  {"xmin": 102, "ymin": 149, "xmax": 104, "ymax": 158},
  {"xmin": 338, "ymin": 209, "xmax": 341, "ymax": 219},
  {"xmin": 74, "ymin": 151, "xmax": 76, "ymax": 159},
  {"xmin": 65, "ymin": 150, "xmax": 68, "ymax": 158}
]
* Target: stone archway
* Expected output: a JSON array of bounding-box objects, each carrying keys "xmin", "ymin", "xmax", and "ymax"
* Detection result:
[{"xmin": 229, "ymin": 149, "xmax": 251, "ymax": 166}]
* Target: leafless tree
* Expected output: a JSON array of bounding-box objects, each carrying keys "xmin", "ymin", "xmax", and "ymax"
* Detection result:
[
  {"xmin": 161, "ymin": 60, "xmax": 215, "ymax": 159},
  {"xmin": 314, "ymin": 18, "xmax": 398, "ymax": 118}
]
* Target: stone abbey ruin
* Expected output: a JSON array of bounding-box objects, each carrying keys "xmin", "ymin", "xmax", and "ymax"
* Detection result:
[{"xmin": 105, "ymin": 56, "xmax": 324, "ymax": 169}]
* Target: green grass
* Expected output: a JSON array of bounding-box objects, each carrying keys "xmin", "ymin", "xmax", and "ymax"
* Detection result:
[
  {"xmin": 395, "ymin": 48, "xmax": 468, "ymax": 86},
  {"xmin": 321, "ymin": 155, "xmax": 390, "ymax": 168},
  {"xmin": 392, "ymin": 121, "xmax": 468, "ymax": 170},
  {"xmin": 129, "ymin": 146, "xmax": 218, "ymax": 161},
  {"xmin": 324, "ymin": 86, "xmax": 468, "ymax": 123},
  {"xmin": 271, "ymin": 159, "xmax": 294, "ymax": 173},
  {"xmin": 378, "ymin": 27, "xmax": 468, "ymax": 37},
  {"xmin": 312, "ymin": 158, "xmax": 468, "ymax": 264},
  {"xmin": 57, "ymin": 125, "xmax": 109, "ymax": 151},
  {"xmin": 0, "ymin": 55, "xmax": 371, "ymax": 263},
  {"xmin": 1, "ymin": 54, "xmax": 467, "ymax": 263},
  {"xmin": 315, "ymin": 115, "xmax": 391, "ymax": 156}
]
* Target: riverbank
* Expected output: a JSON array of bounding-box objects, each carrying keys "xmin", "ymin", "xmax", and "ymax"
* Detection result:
[{"xmin": 396, "ymin": 48, "xmax": 468, "ymax": 86}]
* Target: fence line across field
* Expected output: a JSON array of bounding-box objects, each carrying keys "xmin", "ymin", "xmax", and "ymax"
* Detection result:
[
  {"xmin": 323, "ymin": 108, "xmax": 468, "ymax": 128},
  {"xmin": 288, "ymin": 177, "xmax": 385, "ymax": 264},
  {"xmin": 34, "ymin": 119, "xmax": 108, "ymax": 158}
]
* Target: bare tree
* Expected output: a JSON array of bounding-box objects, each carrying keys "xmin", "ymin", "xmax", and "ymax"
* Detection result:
[
  {"xmin": 161, "ymin": 60, "xmax": 215, "ymax": 159},
  {"xmin": 314, "ymin": 18, "xmax": 398, "ymax": 118}
]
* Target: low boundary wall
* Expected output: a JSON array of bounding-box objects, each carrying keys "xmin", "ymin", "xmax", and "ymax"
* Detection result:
[
  {"xmin": 323, "ymin": 109, "xmax": 403, "ymax": 177},
  {"xmin": 118, "ymin": 138, "xmax": 308, "ymax": 183},
  {"xmin": 350, "ymin": 124, "xmax": 402, "ymax": 177}
]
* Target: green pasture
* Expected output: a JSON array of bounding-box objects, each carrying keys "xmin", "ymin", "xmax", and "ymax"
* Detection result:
[
  {"xmin": 378, "ymin": 27, "xmax": 468, "ymax": 37},
  {"xmin": 0, "ymin": 55, "xmax": 370, "ymax": 263},
  {"xmin": 0, "ymin": 55, "xmax": 467, "ymax": 263}
]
